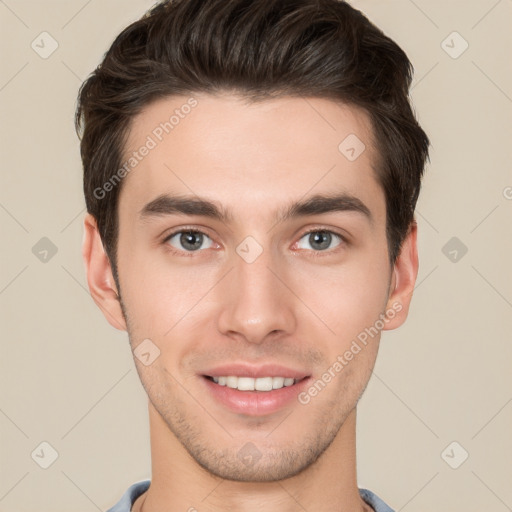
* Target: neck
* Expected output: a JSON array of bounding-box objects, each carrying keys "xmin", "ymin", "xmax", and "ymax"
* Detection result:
[{"xmin": 135, "ymin": 403, "xmax": 369, "ymax": 512}]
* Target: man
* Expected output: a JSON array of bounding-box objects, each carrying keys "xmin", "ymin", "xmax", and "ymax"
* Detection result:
[{"xmin": 76, "ymin": 0, "xmax": 429, "ymax": 510}]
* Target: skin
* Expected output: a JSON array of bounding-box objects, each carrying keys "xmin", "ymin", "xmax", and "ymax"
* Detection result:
[{"xmin": 83, "ymin": 93, "xmax": 418, "ymax": 512}]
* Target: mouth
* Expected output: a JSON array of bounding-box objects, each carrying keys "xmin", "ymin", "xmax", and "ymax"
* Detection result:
[{"xmin": 200, "ymin": 368, "xmax": 312, "ymax": 416}]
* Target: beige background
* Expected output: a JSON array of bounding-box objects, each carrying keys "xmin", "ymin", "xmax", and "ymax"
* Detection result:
[{"xmin": 1, "ymin": 0, "xmax": 511, "ymax": 510}]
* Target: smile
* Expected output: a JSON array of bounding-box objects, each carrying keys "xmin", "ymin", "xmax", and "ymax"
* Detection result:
[
  {"xmin": 202, "ymin": 373, "xmax": 311, "ymax": 416},
  {"xmin": 206, "ymin": 375, "xmax": 299, "ymax": 391}
]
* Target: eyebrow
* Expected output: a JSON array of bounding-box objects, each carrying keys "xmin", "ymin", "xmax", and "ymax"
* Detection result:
[{"xmin": 139, "ymin": 192, "xmax": 372, "ymax": 225}]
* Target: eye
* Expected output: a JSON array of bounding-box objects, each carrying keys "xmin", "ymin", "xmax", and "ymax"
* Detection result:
[
  {"xmin": 296, "ymin": 230, "xmax": 343, "ymax": 251},
  {"xmin": 165, "ymin": 230, "xmax": 214, "ymax": 252}
]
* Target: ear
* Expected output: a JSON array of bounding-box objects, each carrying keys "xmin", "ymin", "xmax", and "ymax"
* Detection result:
[
  {"xmin": 82, "ymin": 213, "xmax": 127, "ymax": 331},
  {"xmin": 382, "ymin": 220, "xmax": 419, "ymax": 331}
]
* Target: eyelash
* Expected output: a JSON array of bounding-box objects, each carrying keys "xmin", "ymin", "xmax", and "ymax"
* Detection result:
[{"xmin": 162, "ymin": 227, "xmax": 348, "ymax": 257}]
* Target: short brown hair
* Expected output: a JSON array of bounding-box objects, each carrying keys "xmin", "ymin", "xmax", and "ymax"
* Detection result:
[{"xmin": 76, "ymin": 0, "xmax": 429, "ymax": 281}]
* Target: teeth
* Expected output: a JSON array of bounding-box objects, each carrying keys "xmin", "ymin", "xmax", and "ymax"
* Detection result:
[
  {"xmin": 238, "ymin": 377, "xmax": 255, "ymax": 391},
  {"xmin": 210, "ymin": 376, "xmax": 297, "ymax": 391},
  {"xmin": 272, "ymin": 377, "xmax": 284, "ymax": 389}
]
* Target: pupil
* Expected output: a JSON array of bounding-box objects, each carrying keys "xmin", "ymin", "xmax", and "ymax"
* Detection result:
[
  {"xmin": 310, "ymin": 231, "xmax": 331, "ymax": 250},
  {"xmin": 181, "ymin": 232, "xmax": 202, "ymax": 250}
]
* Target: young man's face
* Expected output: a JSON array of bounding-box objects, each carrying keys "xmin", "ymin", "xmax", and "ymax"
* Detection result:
[{"xmin": 84, "ymin": 94, "xmax": 417, "ymax": 482}]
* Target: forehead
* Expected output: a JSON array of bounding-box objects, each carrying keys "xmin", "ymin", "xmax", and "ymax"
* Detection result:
[{"xmin": 119, "ymin": 93, "xmax": 384, "ymax": 223}]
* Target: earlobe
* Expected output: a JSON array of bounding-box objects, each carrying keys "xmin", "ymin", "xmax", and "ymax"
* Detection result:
[
  {"xmin": 82, "ymin": 213, "xmax": 127, "ymax": 331},
  {"xmin": 382, "ymin": 221, "xmax": 419, "ymax": 331}
]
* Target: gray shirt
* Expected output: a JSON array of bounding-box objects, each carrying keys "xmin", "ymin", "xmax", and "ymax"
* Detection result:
[{"xmin": 107, "ymin": 480, "xmax": 395, "ymax": 511}]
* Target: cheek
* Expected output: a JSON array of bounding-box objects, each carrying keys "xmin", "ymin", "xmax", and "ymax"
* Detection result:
[
  {"xmin": 118, "ymin": 247, "xmax": 220, "ymax": 338},
  {"xmin": 291, "ymin": 257, "xmax": 391, "ymax": 346}
]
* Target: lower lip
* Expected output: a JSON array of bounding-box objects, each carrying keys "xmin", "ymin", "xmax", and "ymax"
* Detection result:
[{"xmin": 202, "ymin": 376, "xmax": 311, "ymax": 416}]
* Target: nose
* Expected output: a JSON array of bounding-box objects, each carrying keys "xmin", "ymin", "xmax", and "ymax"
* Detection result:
[{"xmin": 216, "ymin": 247, "xmax": 297, "ymax": 345}]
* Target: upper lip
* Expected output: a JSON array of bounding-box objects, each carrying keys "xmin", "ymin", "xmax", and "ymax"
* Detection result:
[{"xmin": 202, "ymin": 363, "xmax": 310, "ymax": 380}]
